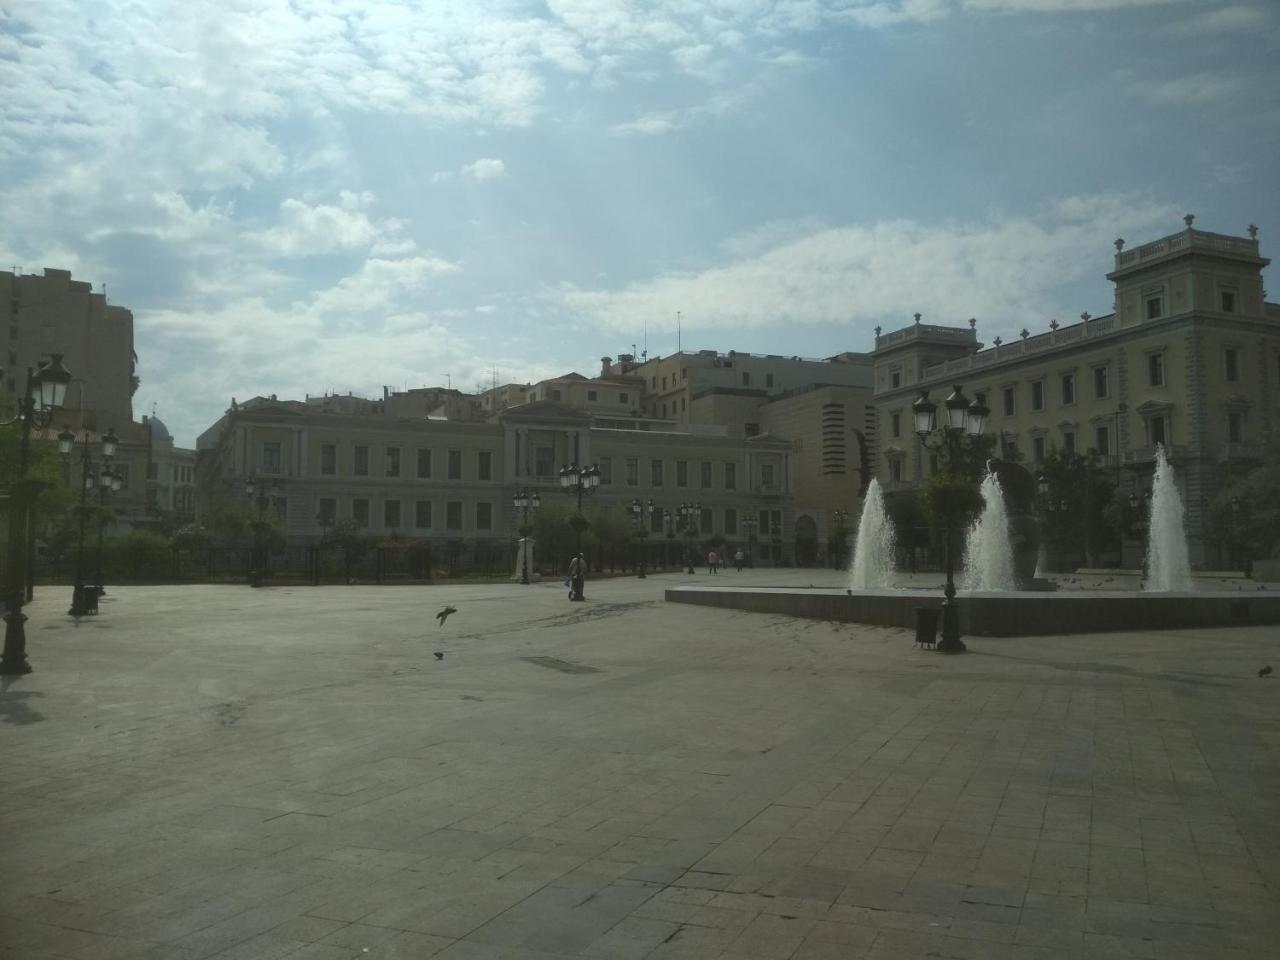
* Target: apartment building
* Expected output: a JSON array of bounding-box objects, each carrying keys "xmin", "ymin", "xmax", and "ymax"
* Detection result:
[{"xmin": 871, "ymin": 218, "xmax": 1279, "ymax": 566}]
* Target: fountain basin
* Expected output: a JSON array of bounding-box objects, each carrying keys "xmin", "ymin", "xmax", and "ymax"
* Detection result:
[{"xmin": 665, "ymin": 585, "xmax": 1280, "ymax": 636}]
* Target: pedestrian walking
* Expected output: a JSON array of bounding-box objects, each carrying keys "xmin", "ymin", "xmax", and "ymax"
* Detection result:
[
  {"xmin": 734, "ymin": 548, "xmax": 744, "ymax": 572},
  {"xmin": 707, "ymin": 549, "xmax": 719, "ymax": 575},
  {"xmin": 567, "ymin": 553, "xmax": 586, "ymax": 601}
]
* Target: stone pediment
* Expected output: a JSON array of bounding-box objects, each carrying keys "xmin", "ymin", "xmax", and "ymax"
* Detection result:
[{"xmin": 1136, "ymin": 399, "xmax": 1174, "ymax": 415}]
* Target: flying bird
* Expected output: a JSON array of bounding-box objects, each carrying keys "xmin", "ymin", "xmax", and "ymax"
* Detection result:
[
  {"xmin": 436, "ymin": 606, "xmax": 457, "ymax": 627},
  {"xmin": 434, "ymin": 652, "xmax": 445, "ymax": 661},
  {"xmin": 1259, "ymin": 665, "xmax": 1273, "ymax": 678}
]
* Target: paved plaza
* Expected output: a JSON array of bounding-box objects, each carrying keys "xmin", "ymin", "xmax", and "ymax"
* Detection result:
[{"xmin": 2, "ymin": 570, "xmax": 1279, "ymax": 960}]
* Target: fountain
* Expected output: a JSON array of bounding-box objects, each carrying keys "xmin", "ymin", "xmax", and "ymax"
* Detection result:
[
  {"xmin": 849, "ymin": 478, "xmax": 896, "ymax": 590},
  {"xmin": 1145, "ymin": 445, "xmax": 1193, "ymax": 592},
  {"xmin": 962, "ymin": 471, "xmax": 1015, "ymax": 590}
]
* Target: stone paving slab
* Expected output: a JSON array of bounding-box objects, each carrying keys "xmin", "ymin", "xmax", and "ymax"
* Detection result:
[{"xmin": 1, "ymin": 569, "xmax": 1278, "ymax": 959}]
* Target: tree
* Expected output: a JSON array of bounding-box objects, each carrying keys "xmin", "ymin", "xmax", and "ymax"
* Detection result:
[
  {"xmin": 529, "ymin": 499, "xmax": 580, "ymax": 566},
  {"xmin": 327, "ymin": 519, "xmax": 370, "ymax": 582},
  {"xmin": 1037, "ymin": 448, "xmax": 1115, "ymax": 568},
  {"xmin": 1208, "ymin": 433, "xmax": 1280, "ymax": 566}
]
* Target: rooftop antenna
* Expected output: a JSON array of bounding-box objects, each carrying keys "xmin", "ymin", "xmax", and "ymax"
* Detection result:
[
  {"xmin": 447, "ymin": 373, "xmax": 451, "ymax": 389},
  {"xmin": 643, "ymin": 317, "xmax": 648, "ymax": 361},
  {"xmin": 677, "ymin": 310, "xmax": 682, "ymax": 353}
]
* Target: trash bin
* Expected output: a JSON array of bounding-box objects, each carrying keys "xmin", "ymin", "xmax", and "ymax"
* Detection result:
[{"xmin": 914, "ymin": 606, "xmax": 939, "ymax": 647}]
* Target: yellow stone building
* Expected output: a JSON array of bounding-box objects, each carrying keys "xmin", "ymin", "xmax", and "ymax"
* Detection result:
[{"xmin": 871, "ymin": 218, "xmax": 1278, "ymax": 567}]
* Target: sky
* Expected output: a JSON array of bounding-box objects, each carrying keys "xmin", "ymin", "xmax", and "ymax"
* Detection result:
[{"xmin": 2, "ymin": 0, "xmax": 1278, "ymax": 447}]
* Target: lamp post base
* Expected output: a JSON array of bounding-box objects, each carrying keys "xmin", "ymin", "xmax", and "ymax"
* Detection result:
[
  {"xmin": 937, "ymin": 600, "xmax": 966, "ymax": 654},
  {"xmin": 1, "ymin": 611, "xmax": 32, "ymax": 675}
]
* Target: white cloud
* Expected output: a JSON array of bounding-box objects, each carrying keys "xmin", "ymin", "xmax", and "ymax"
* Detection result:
[
  {"xmin": 557, "ymin": 195, "xmax": 1179, "ymax": 341},
  {"xmin": 1132, "ymin": 71, "xmax": 1244, "ymax": 106},
  {"xmin": 461, "ymin": 158, "xmax": 508, "ymax": 181},
  {"xmin": 1166, "ymin": 4, "xmax": 1270, "ymax": 33},
  {"xmin": 964, "ymin": 0, "xmax": 1182, "ymax": 11},
  {"xmin": 249, "ymin": 194, "xmax": 405, "ymax": 257}
]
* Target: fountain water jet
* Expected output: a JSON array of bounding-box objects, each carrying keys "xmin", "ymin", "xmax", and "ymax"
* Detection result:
[
  {"xmin": 1145, "ymin": 445, "xmax": 1192, "ymax": 592},
  {"xmin": 963, "ymin": 471, "xmax": 1016, "ymax": 591},
  {"xmin": 849, "ymin": 478, "xmax": 896, "ymax": 590}
]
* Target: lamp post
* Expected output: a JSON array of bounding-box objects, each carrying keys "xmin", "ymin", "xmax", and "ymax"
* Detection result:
[
  {"xmin": 512, "ymin": 488, "xmax": 540, "ymax": 584},
  {"xmin": 679, "ymin": 502, "xmax": 700, "ymax": 574},
  {"xmin": 630, "ymin": 497, "xmax": 653, "ymax": 578},
  {"xmin": 92, "ymin": 466, "xmax": 123, "ymax": 601},
  {"xmin": 245, "ymin": 476, "xmax": 281, "ymax": 588},
  {"xmin": 559, "ymin": 463, "xmax": 599, "ymax": 599},
  {"xmin": 911, "ymin": 384, "xmax": 990, "ymax": 654},
  {"xmin": 2, "ymin": 355, "xmax": 72, "ymax": 674},
  {"xmin": 65, "ymin": 426, "xmax": 119, "ymax": 617},
  {"xmin": 742, "ymin": 514, "xmax": 758, "ymax": 568}
]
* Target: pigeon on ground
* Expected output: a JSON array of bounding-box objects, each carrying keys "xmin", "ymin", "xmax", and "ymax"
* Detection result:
[
  {"xmin": 436, "ymin": 605, "xmax": 457, "ymax": 627},
  {"xmin": 1259, "ymin": 665, "xmax": 1273, "ymax": 678},
  {"xmin": 434, "ymin": 652, "xmax": 445, "ymax": 661}
]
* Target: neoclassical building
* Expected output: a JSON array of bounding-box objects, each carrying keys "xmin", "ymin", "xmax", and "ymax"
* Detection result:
[{"xmin": 871, "ymin": 218, "xmax": 1278, "ymax": 567}]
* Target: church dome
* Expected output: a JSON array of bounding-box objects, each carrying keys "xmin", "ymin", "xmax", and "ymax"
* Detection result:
[{"xmin": 144, "ymin": 415, "xmax": 173, "ymax": 443}]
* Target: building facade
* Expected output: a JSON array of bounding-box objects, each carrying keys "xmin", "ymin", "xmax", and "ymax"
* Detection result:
[{"xmin": 871, "ymin": 219, "xmax": 1279, "ymax": 567}]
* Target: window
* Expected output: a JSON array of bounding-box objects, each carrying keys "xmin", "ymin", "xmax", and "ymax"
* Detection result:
[
  {"xmin": 766, "ymin": 373, "xmax": 774, "ymax": 388},
  {"xmin": 1061, "ymin": 373, "xmax": 1075, "ymax": 405},
  {"xmin": 1093, "ymin": 366, "xmax": 1109, "ymax": 399},
  {"xmin": 446, "ymin": 502, "xmax": 463, "ymax": 529},
  {"xmin": 1221, "ymin": 290, "xmax": 1236, "ymax": 313},
  {"xmin": 317, "ymin": 497, "xmax": 336, "ymax": 524},
  {"xmin": 261, "ymin": 441, "xmax": 282, "ymax": 474},
  {"xmin": 891, "ymin": 412, "xmax": 901, "ymax": 438},
  {"xmin": 700, "ymin": 461, "xmax": 712, "ymax": 488},
  {"xmin": 416, "ymin": 448, "xmax": 432, "ymax": 479},
  {"xmin": 1148, "ymin": 352, "xmax": 1165, "ymax": 387},
  {"xmin": 651, "ymin": 459, "xmax": 663, "ymax": 486},
  {"xmin": 891, "ymin": 370, "xmax": 901, "ymax": 389},
  {"xmin": 352, "ymin": 498, "xmax": 370, "ymax": 527},
  {"xmin": 587, "ymin": 390, "xmax": 597, "ymax": 401},
  {"xmin": 619, "ymin": 392, "xmax": 629, "ymax": 404},
  {"xmin": 535, "ymin": 446, "xmax": 553, "ymax": 477},
  {"xmin": 1030, "ymin": 381, "xmax": 1044, "ymax": 411},
  {"xmin": 114, "ymin": 464, "xmax": 130, "ymax": 489},
  {"xmin": 599, "ymin": 457, "xmax": 612, "ymax": 484},
  {"xmin": 662, "ymin": 376, "xmax": 667, "ymax": 389},
  {"xmin": 1062, "ymin": 431, "xmax": 1076, "ymax": 455},
  {"xmin": 769, "ymin": 510, "xmax": 782, "ymax": 536},
  {"xmin": 550, "ymin": 389, "xmax": 561, "ymax": 401},
  {"xmin": 384, "ymin": 499, "xmax": 401, "ymax": 529},
  {"xmin": 320, "ymin": 443, "xmax": 337, "ymax": 476},
  {"xmin": 650, "ymin": 508, "xmax": 662, "ymax": 534},
  {"xmin": 1002, "ymin": 386, "xmax": 1015, "ymax": 417},
  {"xmin": 354, "ymin": 445, "xmax": 369, "ymax": 476},
  {"xmin": 1146, "ymin": 416, "xmax": 1167, "ymax": 446},
  {"xmin": 1146, "ymin": 295, "xmax": 1162, "ymax": 319},
  {"xmin": 478, "ymin": 451, "xmax": 492, "ymax": 481},
  {"xmin": 661, "ymin": 403, "xmax": 666, "ymax": 417},
  {"xmin": 1228, "ymin": 412, "xmax": 1243, "ymax": 443},
  {"xmin": 447, "ymin": 449, "xmax": 462, "ymax": 480},
  {"xmin": 476, "ymin": 502, "xmax": 492, "ymax": 531},
  {"xmin": 889, "ymin": 459, "xmax": 902, "ymax": 482},
  {"xmin": 1094, "ymin": 425, "xmax": 1110, "ymax": 456},
  {"xmin": 761, "ymin": 463, "xmax": 775, "ymax": 487},
  {"xmin": 724, "ymin": 463, "xmax": 736, "ymax": 490},
  {"xmin": 1032, "ymin": 436, "xmax": 1046, "ymax": 462},
  {"xmin": 385, "ymin": 447, "xmax": 401, "ymax": 478},
  {"xmin": 676, "ymin": 460, "xmax": 688, "ymax": 487},
  {"xmin": 742, "ymin": 372, "xmax": 751, "ymax": 386},
  {"xmin": 700, "ymin": 507, "xmax": 713, "ymax": 534},
  {"xmin": 745, "ymin": 423, "xmax": 760, "ymax": 437},
  {"xmin": 1225, "ymin": 348, "xmax": 1239, "ymax": 382},
  {"xmin": 626, "ymin": 458, "xmax": 638, "ymax": 486},
  {"xmin": 415, "ymin": 500, "xmax": 432, "ymax": 529}
]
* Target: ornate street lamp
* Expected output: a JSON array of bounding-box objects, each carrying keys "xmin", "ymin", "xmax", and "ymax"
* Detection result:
[
  {"xmin": 630, "ymin": 497, "xmax": 654, "ymax": 578},
  {"xmin": 66, "ymin": 426, "xmax": 118, "ymax": 617},
  {"xmin": 678, "ymin": 502, "xmax": 700, "ymax": 574},
  {"xmin": 2, "ymin": 356, "xmax": 72, "ymax": 673},
  {"xmin": 558, "ymin": 463, "xmax": 599, "ymax": 599},
  {"xmin": 91, "ymin": 466, "xmax": 123, "ymax": 604},
  {"xmin": 742, "ymin": 514, "xmax": 758, "ymax": 568},
  {"xmin": 512, "ymin": 488, "xmax": 540, "ymax": 584},
  {"xmin": 245, "ymin": 475, "xmax": 282, "ymax": 588},
  {"xmin": 911, "ymin": 385, "xmax": 989, "ymax": 654},
  {"xmin": 831, "ymin": 508, "xmax": 851, "ymax": 569}
]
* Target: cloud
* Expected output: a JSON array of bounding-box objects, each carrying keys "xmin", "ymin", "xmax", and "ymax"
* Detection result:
[
  {"xmin": 610, "ymin": 89, "xmax": 749, "ymax": 136},
  {"xmin": 461, "ymin": 158, "xmax": 507, "ymax": 181},
  {"xmin": 1131, "ymin": 71, "xmax": 1244, "ymax": 106},
  {"xmin": 249, "ymin": 193, "xmax": 407, "ymax": 257},
  {"xmin": 964, "ymin": 0, "xmax": 1183, "ymax": 11},
  {"xmin": 1166, "ymin": 4, "xmax": 1270, "ymax": 33},
  {"xmin": 556, "ymin": 194, "xmax": 1179, "ymax": 341}
]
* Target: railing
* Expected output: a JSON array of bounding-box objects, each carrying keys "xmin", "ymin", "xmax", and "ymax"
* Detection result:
[
  {"xmin": 1121, "ymin": 444, "xmax": 1188, "ymax": 465},
  {"xmin": 919, "ymin": 312, "xmax": 1118, "ymax": 382},
  {"xmin": 1219, "ymin": 443, "xmax": 1262, "ymax": 462},
  {"xmin": 1116, "ymin": 229, "xmax": 1258, "ymax": 269}
]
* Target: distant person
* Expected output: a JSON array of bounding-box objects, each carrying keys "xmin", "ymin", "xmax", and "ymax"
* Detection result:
[
  {"xmin": 734, "ymin": 549, "xmax": 744, "ymax": 572},
  {"xmin": 567, "ymin": 553, "xmax": 585, "ymax": 601},
  {"xmin": 707, "ymin": 549, "xmax": 719, "ymax": 575}
]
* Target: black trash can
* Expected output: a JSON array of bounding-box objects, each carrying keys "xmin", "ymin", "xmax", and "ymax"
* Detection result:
[{"xmin": 914, "ymin": 606, "xmax": 939, "ymax": 647}]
